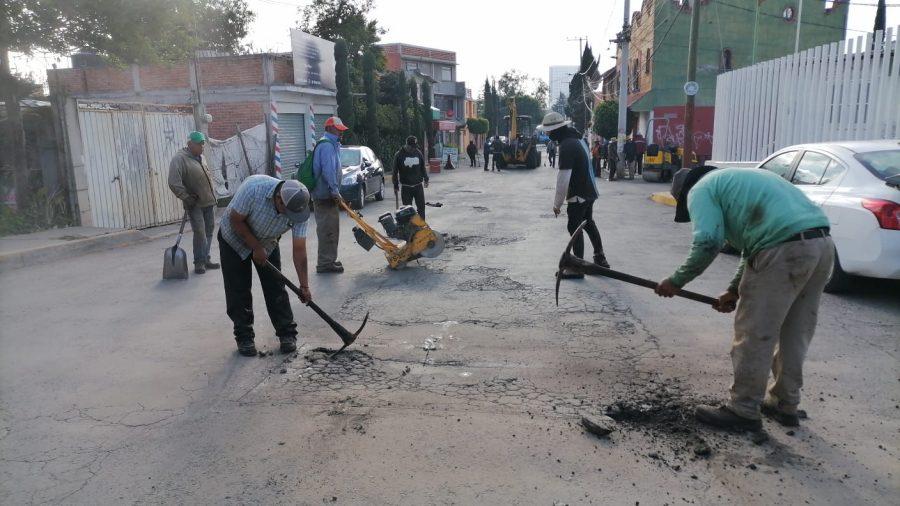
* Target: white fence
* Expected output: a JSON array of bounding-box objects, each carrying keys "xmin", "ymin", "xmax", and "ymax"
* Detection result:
[{"xmin": 712, "ymin": 27, "xmax": 900, "ymax": 162}]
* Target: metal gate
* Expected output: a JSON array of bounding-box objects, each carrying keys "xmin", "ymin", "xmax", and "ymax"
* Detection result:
[
  {"xmin": 77, "ymin": 102, "xmax": 195, "ymax": 228},
  {"xmin": 279, "ymin": 113, "xmax": 307, "ymax": 176}
]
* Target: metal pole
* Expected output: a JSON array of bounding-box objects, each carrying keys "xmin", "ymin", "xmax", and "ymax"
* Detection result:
[
  {"xmin": 682, "ymin": 0, "xmax": 701, "ymax": 169},
  {"xmin": 617, "ymin": 0, "xmax": 631, "ymax": 158},
  {"xmin": 794, "ymin": 0, "xmax": 803, "ymax": 53}
]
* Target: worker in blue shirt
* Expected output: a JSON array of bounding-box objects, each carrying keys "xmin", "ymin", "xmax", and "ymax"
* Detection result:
[{"xmin": 311, "ymin": 116, "xmax": 348, "ymax": 274}]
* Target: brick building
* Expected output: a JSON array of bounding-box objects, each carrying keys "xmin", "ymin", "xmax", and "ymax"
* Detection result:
[
  {"xmin": 603, "ymin": 0, "xmax": 848, "ymax": 159},
  {"xmin": 379, "ymin": 43, "xmax": 467, "ymax": 152}
]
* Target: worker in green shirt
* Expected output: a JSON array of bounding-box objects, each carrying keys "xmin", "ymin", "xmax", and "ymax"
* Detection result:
[{"xmin": 655, "ymin": 167, "xmax": 833, "ymax": 432}]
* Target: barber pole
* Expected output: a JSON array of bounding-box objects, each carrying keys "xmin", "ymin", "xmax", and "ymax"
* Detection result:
[
  {"xmin": 308, "ymin": 103, "xmax": 317, "ymax": 147},
  {"xmin": 271, "ymin": 101, "xmax": 282, "ymax": 178}
]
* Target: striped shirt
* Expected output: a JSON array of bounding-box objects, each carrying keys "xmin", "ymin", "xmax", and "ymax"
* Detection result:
[{"xmin": 219, "ymin": 175, "xmax": 309, "ymax": 259}]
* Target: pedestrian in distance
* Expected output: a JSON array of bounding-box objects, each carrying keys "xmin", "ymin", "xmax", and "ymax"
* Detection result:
[
  {"xmin": 466, "ymin": 140, "xmax": 478, "ymax": 167},
  {"xmin": 591, "ymin": 140, "xmax": 602, "ymax": 178},
  {"xmin": 311, "ymin": 116, "xmax": 349, "ymax": 274},
  {"xmin": 606, "ymin": 137, "xmax": 619, "ymax": 181},
  {"xmin": 624, "ymin": 136, "xmax": 637, "ymax": 180},
  {"xmin": 655, "ymin": 167, "xmax": 834, "ymax": 432},
  {"xmin": 168, "ymin": 131, "xmax": 219, "ymax": 274},
  {"xmin": 483, "ymin": 137, "xmax": 491, "ymax": 171},
  {"xmin": 393, "ymin": 135, "xmax": 429, "ymax": 219},
  {"xmin": 217, "ymin": 176, "xmax": 313, "ymax": 357},
  {"xmin": 547, "ymin": 140, "xmax": 557, "ymax": 168},
  {"xmin": 634, "ymin": 133, "xmax": 646, "ymax": 175},
  {"xmin": 599, "ymin": 138, "xmax": 608, "ymax": 171},
  {"xmin": 542, "ymin": 111, "xmax": 610, "ymax": 280},
  {"xmin": 491, "ymin": 136, "xmax": 504, "ymax": 171}
]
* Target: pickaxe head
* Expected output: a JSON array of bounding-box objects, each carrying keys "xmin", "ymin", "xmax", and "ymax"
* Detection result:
[
  {"xmin": 332, "ymin": 311, "xmax": 370, "ymax": 355},
  {"xmin": 555, "ymin": 220, "xmax": 588, "ymax": 306}
]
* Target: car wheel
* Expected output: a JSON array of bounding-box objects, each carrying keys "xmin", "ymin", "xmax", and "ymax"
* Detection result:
[
  {"xmin": 374, "ymin": 178, "xmax": 385, "ymax": 201},
  {"xmin": 352, "ymin": 185, "xmax": 365, "ymax": 210},
  {"xmin": 824, "ymin": 248, "xmax": 851, "ymax": 293}
]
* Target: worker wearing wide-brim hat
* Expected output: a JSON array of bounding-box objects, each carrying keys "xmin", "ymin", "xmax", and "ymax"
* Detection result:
[{"xmin": 542, "ymin": 111, "xmax": 609, "ymax": 280}]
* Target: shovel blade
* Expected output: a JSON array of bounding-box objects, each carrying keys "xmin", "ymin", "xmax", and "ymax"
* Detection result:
[{"xmin": 163, "ymin": 246, "xmax": 189, "ymax": 280}]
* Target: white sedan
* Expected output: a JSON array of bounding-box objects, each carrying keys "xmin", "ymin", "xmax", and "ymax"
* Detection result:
[{"xmin": 757, "ymin": 140, "xmax": 900, "ymax": 292}]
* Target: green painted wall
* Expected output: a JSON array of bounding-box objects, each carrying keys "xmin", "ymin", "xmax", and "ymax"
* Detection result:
[{"xmin": 645, "ymin": 0, "xmax": 847, "ymax": 110}]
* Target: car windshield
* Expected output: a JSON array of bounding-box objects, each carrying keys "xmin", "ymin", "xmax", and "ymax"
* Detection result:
[
  {"xmin": 340, "ymin": 149, "xmax": 361, "ymax": 167},
  {"xmin": 854, "ymin": 149, "xmax": 900, "ymax": 180}
]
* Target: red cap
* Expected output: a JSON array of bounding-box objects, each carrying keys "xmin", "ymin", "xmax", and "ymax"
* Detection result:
[{"xmin": 324, "ymin": 116, "xmax": 349, "ymax": 131}]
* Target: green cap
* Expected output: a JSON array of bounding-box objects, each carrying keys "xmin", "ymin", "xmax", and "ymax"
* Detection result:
[{"xmin": 188, "ymin": 131, "xmax": 206, "ymax": 144}]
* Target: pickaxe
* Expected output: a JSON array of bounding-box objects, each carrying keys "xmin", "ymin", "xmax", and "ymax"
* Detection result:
[
  {"xmin": 555, "ymin": 221, "xmax": 718, "ymax": 307},
  {"xmin": 266, "ymin": 261, "xmax": 369, "ymax": 354}
]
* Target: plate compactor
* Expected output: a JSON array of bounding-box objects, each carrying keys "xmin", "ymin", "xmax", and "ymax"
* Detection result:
[{"xmin": 340, "ymin": 201, "xmax": 444, "ymax": 269}]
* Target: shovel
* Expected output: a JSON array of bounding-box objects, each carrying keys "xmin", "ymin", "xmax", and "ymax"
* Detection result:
[
  {"xmin": 265, "ymin": 261, "xmax": 369, "ymax": 354},
  {"xmin": 162, "ymin": 211, "xmax": 189, "ymax": 280}
]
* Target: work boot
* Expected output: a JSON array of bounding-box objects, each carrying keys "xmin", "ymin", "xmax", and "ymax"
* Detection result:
[
  {"xmin": 761, "ymin": 403, "xmax": 800, "ymax": 427},
  {"xmin": 236, "ymin": 339, "xmax": 257, "ymax": 357},
  {"xmin": 194, "ymin": 263, "xmax": 206, "ymax": 275},
  {"xmin": 316, "ymin": 263, "xmax": 345, "ymax": 274},
  {"xmin": 695, "ymin": 405, "xmax": 762, "ymax": 432},
  {"xmin": 279, "ymin": 336, "xmax": 297, "ymax": 354},
  {"xmin": 557, "ymin": 268, "xmax": 585, "ymax": 280},
  {"xmin": 205, "ymin": 259, "xmax": 220, "ymax": 270},
  {"xmin": 593, "ymin": 253, "xmax": 611, "ymax": 269}
]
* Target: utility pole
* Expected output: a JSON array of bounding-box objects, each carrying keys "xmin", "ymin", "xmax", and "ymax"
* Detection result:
[
  {"xmin": 567, "ymin": 36, "xmax": 588, "ymax": 63},
  {"xmin": 794, "ymin": 0, "xmax": 804, "ymax": 53},
  {"xmin": 616, "ymin": 0, "xmax": 631, "ymax": 158},
  {"xmin": 682, "ymin": 0, "xmax": 701, "ymax": 168}
]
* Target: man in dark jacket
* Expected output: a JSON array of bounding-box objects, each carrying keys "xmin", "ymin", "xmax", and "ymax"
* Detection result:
[
  {"xmin": 466, "ymin": 140, "xmax": 478, "ymax": 167},
  {"xmin": 483, "ymin": 137, "xmax": 491, "ymax": 171},
  {"xmin": 491, "ymin": 136, "xmax": 504, "ymax": 171},
  {"xmin": 393, "ymin": 136, "xmax": 429, "ymax": 218},
  {"xmin": 623, "ymin": 136, "xmax": 637, "ymax": 180},
  {"xmin": 168, "ymin": 131, "xmax": 219, "ymax": 274},
  {"xmin": 542, "ymin": 112, "xmax": 609, "ymax": 279},
  {"xmin": 546, "ymin": 140, "xmax": 557, "ymax": 168},
  {"xmin": 607, "ymin": 137, "xmax": 619, "ymax": 181},
  {"xmin": 634, "ymin": 133, "xmax": 646, "ymax": 175}
]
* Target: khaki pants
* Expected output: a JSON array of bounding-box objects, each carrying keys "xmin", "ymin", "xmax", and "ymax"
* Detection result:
[
  {"xmin": 314, "ymin": 199, "xmax": 340, "ymax": 268},
  {"xmin": 727, "ymin": 236, "xmax": 834, "ymax": 419}
]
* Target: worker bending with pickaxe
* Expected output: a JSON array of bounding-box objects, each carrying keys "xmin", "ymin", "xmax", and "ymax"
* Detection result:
[{"xmin": 655, "ymin": 167, "xmax": 833, "ymax": 431}]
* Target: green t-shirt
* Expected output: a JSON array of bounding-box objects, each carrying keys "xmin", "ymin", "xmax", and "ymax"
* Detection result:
[{"xmin": 670, "ymin": 168, "xmax": 830, "ymax": 290}]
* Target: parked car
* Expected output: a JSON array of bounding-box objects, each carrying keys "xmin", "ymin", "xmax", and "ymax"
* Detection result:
[
  {"xmin": 339, "ymin": 146, "xmax": 386, "ymax": 209},
  {"xmin": 756, "ymin": 140, "xmax": 900, "ymax": 292}
]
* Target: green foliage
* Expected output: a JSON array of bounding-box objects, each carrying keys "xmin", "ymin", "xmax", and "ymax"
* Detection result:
[
  {"xmin": 566, "ymin": 44, "xmax": 598, "ymax": 134},
  {"xmin": 592, "ymin": 101, "xmax": 618, "ymax": 138},
  {"xmin": 362, "ymin": 48, "xmax": 380, "ymax": 155},
  {"xmin": 420, "ymin": 80, "xmax": 434, "ymax": 156},
  {"xmin": 497, "ymin": 69, "xmax": 528, "ymax": 97},
  {"xmin": 396, "ymin": 72, "xmax": 410, "ymax": 138},
  {"xmin": 407, "ymin": 79, "xmax": 421, "ymax": 142},
  {"xmin": 466, "ymin": 117, "xmax": 489, "ymax": 135},
  {"xmin": 551, "ymin": 92, "xmax": 566, "ymax": 115},
  {"xmin": 0, "ymin": 188, "xmax": 72, "ymax": 237},
  {"xmin": 1, "ymin": 0, "xmax": 255, "ymax": 64},
  {"xmin": 334, "ymin": 38, "xmax": 355, "ymax": 143},
  {"xmin": 299, "ymin": 0, "xmax": 384, "ymax": 84}
]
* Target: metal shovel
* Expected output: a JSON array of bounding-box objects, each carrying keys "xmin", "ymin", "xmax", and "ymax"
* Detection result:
[{"xmin": 162, "ymin": 211, "xmax": 190, "ymax": 280}]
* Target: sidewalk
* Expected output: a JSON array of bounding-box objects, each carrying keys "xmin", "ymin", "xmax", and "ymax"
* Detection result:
[{"xmin": 0, "ymin": 222, "xmax": 184, "ymax": 273}]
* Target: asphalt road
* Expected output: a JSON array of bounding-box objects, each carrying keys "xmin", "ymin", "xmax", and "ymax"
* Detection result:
[{"xmin": 1, "ymin": 163, "xmax": 898, "ymax": 505}]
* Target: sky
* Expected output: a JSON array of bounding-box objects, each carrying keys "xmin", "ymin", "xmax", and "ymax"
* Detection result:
[{"xmin": 10, "ymin": 0, "xmax": 900, "ymax": 92}]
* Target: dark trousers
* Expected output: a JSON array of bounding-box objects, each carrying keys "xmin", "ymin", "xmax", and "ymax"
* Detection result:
[
  {"xmin": 566, "ymin": 200, "xmax": 604, "ymax": 260},
  {"xmin": 468, "ymin": 154, "xmax": 476, "ymax": 167},
  {"xmin": 219, "ymin": 233, "xmax": 297, "ymax": 343},
  {"xmin": 636, "ymin": 157, "xmax": 643, "ymax": 175},
  {"xmin": 548, "ymin": 152, "xmax": 556, "ymax": 167},
  {"xmin": 401, "ymin": 184, "xmax": 426, "ymax": 219},
  {"xmin": 608, "ymin": 159, "xmax": 618, "ymax": 179},
  {"xmin": 483, "ymin": 153, "xmax": 489, "ymax": 170}
]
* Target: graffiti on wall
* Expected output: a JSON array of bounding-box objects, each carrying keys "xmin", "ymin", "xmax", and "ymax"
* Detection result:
[{"xmin": 651, "ymin": 106, "xmax": 715, "ymax": 159}]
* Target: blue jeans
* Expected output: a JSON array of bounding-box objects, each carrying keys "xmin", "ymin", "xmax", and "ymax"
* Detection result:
[{"xmin": 188, "ymin": 205, "xmax": 215, "ymax": 265}]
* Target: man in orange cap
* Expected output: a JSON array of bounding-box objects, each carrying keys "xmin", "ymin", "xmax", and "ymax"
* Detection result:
[{"xmin": 311, "ymin": 116, "xmax": 349, "ymax": 273}]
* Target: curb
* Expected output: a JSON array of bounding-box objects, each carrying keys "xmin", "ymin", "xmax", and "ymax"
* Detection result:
[
  {"xmin": 0, "ymin": 227, "xmax": 181, "ymax": 274},
  {"xmin": 650, "ymin": 191, "xmax": 677, "ymax": 207}
]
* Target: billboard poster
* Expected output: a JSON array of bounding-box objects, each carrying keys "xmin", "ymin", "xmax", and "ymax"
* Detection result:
[{"xmin": 290, "ymin": 29, "xmax": 336, "ymax": 90}]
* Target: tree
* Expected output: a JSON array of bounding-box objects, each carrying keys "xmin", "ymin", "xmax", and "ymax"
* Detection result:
[
  {"xmin": 874, "ymin": 0, "xmax": 886, "ymax": 34},
  {"xmin": 497, "ymin": 69, "xmax": 528, "ymax": 98},
  {"xmin": 1, "ymin": 0, "xmax": 254, "ymax": 208},
  {"xmin": 482, "ymin": 79, "xmax": 495, "ymax": 137},
  {"xmin": 396, "ymin": 71, "xmax": 409, "ymax": 138},
  {"xmin": 362, "ymin": 48, "xmax": 380, "ymax": 155},
  {"xmin": 491, "ymin": 81, "xmax": 500, "ymax": 137},
  {"xmin": 551, "ymin": 92, "xmax": 567, "ymax": 115},
  {"xmin": 299, "ymin": 0, "xmax": 384, "ymax": 79},
  {"xmin": 334, "ymin": 39, "xmax": 355, "ymax": 142},
  {"xmin": 532, "ymin": 78, "xmax": 549, "ymax": 108},
  {"xmin": 408, "ymin": 79, "xmax": 421, "ymax": 143},
  {"xmin": 592, "ymin": 100, "xmax": 636, "ymax": 138},
  {"xmin": 466, "ymin": 117, "xmax": 489, "ymax": 136},
  {"xmin": 420, "ymin": 80, "xmax": 434, "ymax": 157},
  {"xmin": 566, "ymin": 44, "xmax": 598, "ymax": 135}
]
